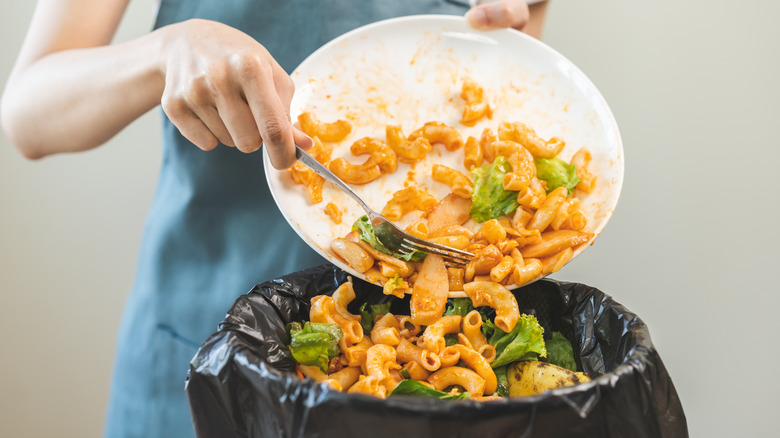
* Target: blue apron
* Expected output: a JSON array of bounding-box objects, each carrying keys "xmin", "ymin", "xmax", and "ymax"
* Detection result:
[{"xmin": 104, "ymin": 1, "xmax": 468, "ymax": 437}]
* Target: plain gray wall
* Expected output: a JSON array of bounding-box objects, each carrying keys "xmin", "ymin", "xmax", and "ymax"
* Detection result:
[{"xmin": 1, "ymin": 1, "xmax": 778, "ymax": 437}]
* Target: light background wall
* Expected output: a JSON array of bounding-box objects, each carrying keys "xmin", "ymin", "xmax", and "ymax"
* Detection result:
[{"xmin": 1, "ymin": 1, "xmax": 778, "ymax": 437}]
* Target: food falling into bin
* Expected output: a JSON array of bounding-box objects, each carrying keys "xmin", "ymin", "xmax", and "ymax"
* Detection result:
[{"xmin": 287, "ymin": 280, "xmax": 591, "ymax": 400}]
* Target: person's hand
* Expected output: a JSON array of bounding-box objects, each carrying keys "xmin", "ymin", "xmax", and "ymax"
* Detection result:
[
  {"xmin": 465, "ymin": 0, "xmax": 531, "ymax": 31},
  {"xmin": 157, "ymin": 19, "xmax": 311, "ymax": 169}
]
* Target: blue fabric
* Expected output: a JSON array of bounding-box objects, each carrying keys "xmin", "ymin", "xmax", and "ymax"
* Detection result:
[{"xmin": 104, "ymin": 1, "xmax": 467, "ymax": 437}]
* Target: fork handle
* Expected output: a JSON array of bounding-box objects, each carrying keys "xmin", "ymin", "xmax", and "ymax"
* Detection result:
[{"xmin": 295, "ymin": 146, "xmax": 373, "ymax": 214}]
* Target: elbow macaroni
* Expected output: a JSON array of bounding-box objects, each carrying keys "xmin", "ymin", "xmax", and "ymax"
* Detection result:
[
  {"xmin": 421, "ymin": 314, "xmax": 462, "ymax": 354},
  {"xmin": 432, "ymin": 164, "xmax": 473, "ymax": 199},
  {"xmin": 498, "ymin": 121, "xmax": 565, "ymax": 159},
  {"xmin": 298, "ymin": 112, "xmax": 352, "ymax": 142},
  {"xmin": 332, "ymin": 281, "xmax": 360, "ymax": 322},
  {"xmin": 371, "ymin": 313, "xmax": 402, "ymax": 346},
  {"xmin": 381, "ymin": 186, "xmax": 437, "ymax": 221},
  {"xmin": 462, "ymin": 281, "xmax": 520, "ymax": 333},
  {"xmin": 571, "ymin": 147, "xmax": 597, "ymax": 193},
  {"xmin": 427, "ymin": 366, "xmax": 486, "ymax": 397},
  {"xmin": 386, "ymin": 125, "xmax": 432, "ymax": 162},
  {"xmin": 409, "ymin": 121, "xmax": 464, "ymax": 151},
  {"xmin": 459, "ymin": 77, "xmax": 492, "ymax": 127}
]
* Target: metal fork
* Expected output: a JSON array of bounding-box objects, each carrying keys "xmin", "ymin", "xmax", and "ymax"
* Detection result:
[{"xmin": 295, "ymin": 146, "xmax": 474, "ymax": 267}]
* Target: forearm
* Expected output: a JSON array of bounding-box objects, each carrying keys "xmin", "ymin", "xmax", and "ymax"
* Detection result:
[{"xmin": 1, "ymin": 31, "xmax": 165, "ymax": 159}]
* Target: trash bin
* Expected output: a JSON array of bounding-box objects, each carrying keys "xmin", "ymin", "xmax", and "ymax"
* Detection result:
[{"xmin": 186, "ymin": 264, "xmax": 687, "ymax": 438}]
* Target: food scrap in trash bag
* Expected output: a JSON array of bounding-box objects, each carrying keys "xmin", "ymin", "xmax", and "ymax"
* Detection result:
[{"xmin": 186, "ymin": 265, "xmax": 687, "ymax": 438}]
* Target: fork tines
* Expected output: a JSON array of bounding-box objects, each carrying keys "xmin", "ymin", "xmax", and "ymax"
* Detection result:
[{"xmin": 399, "ymin": 238, "xmax": 473, "ymax": 267}]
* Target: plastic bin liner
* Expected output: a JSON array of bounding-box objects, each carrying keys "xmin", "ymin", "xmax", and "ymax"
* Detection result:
[{"xmin": 186, "ymin": 265, "xmax": 687, "ymax": 438}]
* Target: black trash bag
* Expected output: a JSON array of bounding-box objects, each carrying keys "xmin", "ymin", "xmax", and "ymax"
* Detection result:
[{"xmin": 186, "ymin": 265, "xmax": 687, "ymax": 438}]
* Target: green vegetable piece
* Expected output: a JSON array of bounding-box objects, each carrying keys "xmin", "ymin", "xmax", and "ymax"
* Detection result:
[
  {"xmin": 359, "ymin": 301, "xmax": 392, "ymax": 333},
  {"xmin": 399, "ymin": 368, "xmax": 411, "ymax": 379},
  {"xmin": 385, "ymin": 276, "xmax": 407, "ymax": 296},
  {"xmin": 481, "ymin": 312, "xmax": 499, "ymax": 341},
  {"xmin": 286, "ymin": 321, "xmax": 303, "ymax": 337},
  {"xmin": 534, "ymin": 157, "xmax": 580, "ymax": 194},
  {"xmin": 352, "ymin": 215, "xmax": 388, "ymax": 254},
  {"xmin": 493, "ymin": 365, "xmax": 509, "ymax": 397},
  {"xmin": 469, "ymin": 156, "xmax": 519, "ymax": 223},
  {"xmin": 389, "ymin": 379, "xmax": 471, "ymax": 400},
  {"xmin": 289, "ymin": 333, "xmax": 331, "ymax": 372},
  {"xmin": 443, "ymin": 298, "xmax": 474, "ymax": 317},
  {"xmin": 444, "ymin": 333, "xmax": 460, "ymax": 347},
  {"xmin": 541, "ymin": 331, "xmax": 578, "ymax": 372},
  {"xmin": 287, "ymin": 322, "xmax": 343, "ymax": 373},
  {"xmin": 352, "ymin": 216, "xmax": 426, "ymax": 261},
  {"xmin": 489, "ymin": 314, "xmax": 547, "ymax": 369}
]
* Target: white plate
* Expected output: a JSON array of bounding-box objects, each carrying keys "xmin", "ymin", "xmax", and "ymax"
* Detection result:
[{"xmin": 265, "ymin": 15, "xmax": 624, "ymax": 287}]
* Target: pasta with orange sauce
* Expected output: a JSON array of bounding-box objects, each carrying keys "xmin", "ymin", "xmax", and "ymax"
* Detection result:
[
  {"xmin": 287, "ymin": 281, "xmax": 590, "ymax": 400},
  {"xmin": 298, "ymin": 83, "xmax": 594, "ymax": 296}
]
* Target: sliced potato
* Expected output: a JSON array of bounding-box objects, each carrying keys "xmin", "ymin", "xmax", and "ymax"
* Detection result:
[
  {"xmin": 507, "ymin": 361, "xmax": 590, "ymax": 397},
  {"xmin": 426, "ymin": 194, "xmax": 472, "ymax": 232},
  {"xmin": 410, "ymin": 254, "xmax": 449, "ymax": 326}
]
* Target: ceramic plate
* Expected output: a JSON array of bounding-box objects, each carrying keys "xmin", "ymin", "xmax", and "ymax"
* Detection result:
[{"xmin": 264, "ymin": 15, "xmax": 624, "ymax": 287}]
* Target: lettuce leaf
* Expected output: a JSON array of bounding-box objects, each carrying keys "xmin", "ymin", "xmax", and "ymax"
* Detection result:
[
  {"xmin": 535, "ymin": 157, "xmax": 580, "ymax": 194},
  {"xmin": 481, "ymin": 313, "xmax": 499, "ymax": 341},
  {"xmin": 389, "ymin": 379, "xmax": 471, "ymax": 400},
  {"xmin": 352, "ymin": 216, "xmax": 426, "ymax": 262},
  {"xmin": 383, "ymin": 276, "xmax": 409, "ymax": 297},
  {"xmin": 443, "ymin": 298, "xmax": 474, "ymax": 317},
  {"xmin": 469, "ymin": 156, "xmax": 519, "ymax": 223},
  {"xmin": 540, "ymin": 331, "xmax": 578, "ymax": 372},
  {"xmin": 444, "ymin": 333, "xmax": 460, "ymax": 347},
  {"xmin": 493, "ymin": 365, "xmax": 509, "ymax": 397},
  {"xmin": 286, "ymin": 322, "xmax": 343, "ymax": 373},
  {"xmin": 489, "ymin": 314, "xmax": 547, "ymax": 369},
  {"xmin": 358, "ymin": 301, "xmax": 392, "ymax": 333}
]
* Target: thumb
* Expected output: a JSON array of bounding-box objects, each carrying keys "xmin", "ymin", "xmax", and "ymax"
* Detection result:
[
  {"xmin": 293, "ymin": 128, "xmax": 313, "ymax": 151},
  {"xmin": 466, "ymin": 0, "xmax": 530, "ymax": 31}
]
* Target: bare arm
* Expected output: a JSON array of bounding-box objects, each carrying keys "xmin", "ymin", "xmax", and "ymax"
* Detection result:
[
  {"xmin": 1, "ymin": 0, "xmax": 310, "ymax": 167},
  {"xmin": 1, "ymin": 0, "xmax": 163, "ymax": 159}
]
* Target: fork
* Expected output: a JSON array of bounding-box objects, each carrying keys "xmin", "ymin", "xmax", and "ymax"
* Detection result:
[{"xmin": 295, "ymin": 146, "xmax": 474, "ymax": 267}]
